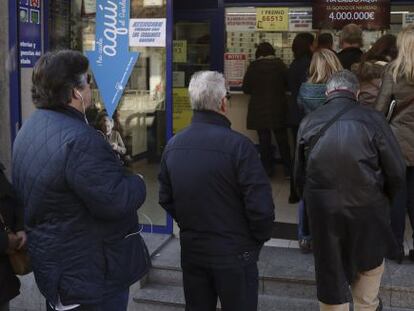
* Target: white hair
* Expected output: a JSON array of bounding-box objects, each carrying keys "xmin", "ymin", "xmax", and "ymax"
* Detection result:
[
  {"xmin": 188, "ymin": 71, "xmax": 227, "ymax": 111},
  {"xmin": 326, "ymin": 70, "xmax": 359, "ymax": 94}
]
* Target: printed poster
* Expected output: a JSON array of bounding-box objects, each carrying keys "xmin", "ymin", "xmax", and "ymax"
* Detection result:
[
  {"xmin": 173, "ymin": 40, "xmax": 187, "ymax": 63},
  {"xmin": 19, "ymin": 0, "xmax": 42, "ymax": 67},
  {"xmin": 144, "ymin": 0, "xmax": 163, "ymax": 6},
  {"xmin": 83, "ymin": 0, "xmax": 96, "ymax": 14},
  {"xmin": 289, "ymin": 8, "xmax": 313, "ymax": 31},
  {"xmin": 224, "ymin": 53, "xmax": 247, "ymax": 88},
  {"xmin": 129, "ymin": 18, "xmax": 166, "ymax": 47},
  {"xmin": 256, "ymin": 8, "xmax": 289, "ymax": 31},
  {"xmin": 403, "ymin": 13, "xmax": 414, "ymax": 28},
  {"xmin": 226, "ymin": 13, "xmax": 256, "ymax": 32},
  {"xmin": 173, "ymin": 88, "xmax": 192, "ymax": 134}
]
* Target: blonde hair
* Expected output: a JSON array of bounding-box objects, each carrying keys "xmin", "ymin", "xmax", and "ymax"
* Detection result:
[
  {"xmin": 391, "ymin": 25, "xmax": 414, "ymax": 83},
  {"xmin": 308, "ymin": 49, "xmax": 343, "ymax": 84}
]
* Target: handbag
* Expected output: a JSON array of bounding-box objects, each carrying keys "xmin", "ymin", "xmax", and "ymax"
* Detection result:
[{"xmin": 0, "ymin": 213, "xmax": 32, "ymax": 275}]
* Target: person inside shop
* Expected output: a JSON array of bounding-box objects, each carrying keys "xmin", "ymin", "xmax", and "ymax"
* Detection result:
[
  {"xmin": 0, "ymin": 162, "xmax": 26, "ymax": 311},
  {"xmin": 98, "ymin": 115, "xmax": 127, "ymax": 156},
  {"xmin": 287, "ymin": 32, "xmax": 315, "ymax": 143},
  {"xmin": 296, "ymin": 48, "xmax": 343, "ymax": 253},
  {"xmin": 12, "ymin": 50, "xmax": 148, "ymax": 311},
  {"xmin": 351, "ymin": 34, "xmax": 397, "ymax": 107},
  {"xmin": 159, "ymin": 71, "xmax": 274, "ymax": 311},
  {"xmin": 295, "ymin": 70, "xmax": 405, "ymax": 311},
  {"xmin": 337, "ymin": 23, "xmax": 364, "ymax": 70},
  {"xmin": 375, "ymin": 25, "xmax": 414, "ymax": 263},
  {"xmin": 317, "ymin": 33, "xmax": 334, "ymax": 51},
  {"xmin": 242, "ymin": 42, "xmax": 298, "ymax": 203}
]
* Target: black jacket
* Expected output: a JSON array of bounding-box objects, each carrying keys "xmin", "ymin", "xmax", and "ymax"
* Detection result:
[
  {"xmin": 0, "ymin": 164, "xmax": 22, "ymax": 304},
  {"xmin": 159, "ymin": 111, "xmax": 275, "ymax": 263},
  {"xmin": 337, "ymin": 47, "xmax": 363, "ymax": 70},
  {"xmin": 295, "ymin": 91, "xmax": 405, "ymax": 304},
  {"xmin": 12, "ymin": 107, "xmax": 147, "ymax": 305},
  {"xmin": 242, "ymin": 56, "xmax": 288, "ymax": 129},
  {"xmin": 287, "ymin": 55, "xmax": 311, "ymax": 126}
]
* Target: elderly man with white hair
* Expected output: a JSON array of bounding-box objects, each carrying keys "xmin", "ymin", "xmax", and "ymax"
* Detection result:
[
  {"xmin": 295, "ymin": 70, "xmax": 405, "ymax": 311},
  {"xmin": 158, "ymin": 71, "xmax": 275, "ymax": 311}
]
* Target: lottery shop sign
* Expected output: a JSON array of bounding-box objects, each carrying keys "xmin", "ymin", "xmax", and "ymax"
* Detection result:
[{"xmin": 313, "ymin": 0, "xmax": 390, "ymax": 30}]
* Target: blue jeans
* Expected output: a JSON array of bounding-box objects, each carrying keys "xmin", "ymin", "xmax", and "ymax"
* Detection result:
[
  {"xmin": 391, "ymin": 166, "xmax": 414, "ymax": 248},
  {"xmin": 46, "ymin": 289, "xmax": 129, "ymax": 311},
  {"xmin": 298, "ymin": 200, "xmax": 311, "ymax": 241}
]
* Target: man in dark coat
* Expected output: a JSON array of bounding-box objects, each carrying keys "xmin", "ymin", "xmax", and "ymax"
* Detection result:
[
  {"xmin": 295, "ymin": 70, "xmax": 405, "ymax": 311},
  {"xmin": 12, "ymin": 50, "xmax": 148, "ymax": 310},
  {"xmin": 159, "ymin": 71, "xmax": 275, "ymax": 311},
  {"xmin": 0, "ymin": 163, "xmax": 25, "ymax": 311},
  {"xmin": 337, "ymin": 24, "xmax": 364, "ymax": 70}
]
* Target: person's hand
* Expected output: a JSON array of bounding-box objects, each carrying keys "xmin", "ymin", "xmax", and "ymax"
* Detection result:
[
  {"xmin": 111, "ymin": 143, "xmax": 118, "ymax": 151},
  {"xmin": 7, "ymin": 233, "xmax": 22, "ymax": 253},
  {"xmin": 15, "ymin": 231, "xmax": 27, "ymax": 249}
]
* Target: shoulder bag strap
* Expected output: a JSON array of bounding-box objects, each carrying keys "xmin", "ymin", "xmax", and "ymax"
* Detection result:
[{"xmin": 307, "ymin": 103, "xmax": 357, "ymax": 155}]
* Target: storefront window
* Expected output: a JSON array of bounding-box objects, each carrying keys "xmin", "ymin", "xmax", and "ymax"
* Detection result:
[
  {"xmin": 49, "ymin": 0, "xmax": 169, "ymax": 230},
  {"xmin": 224, "ymin": 5, "xmax": 414, "ymax": 80}
]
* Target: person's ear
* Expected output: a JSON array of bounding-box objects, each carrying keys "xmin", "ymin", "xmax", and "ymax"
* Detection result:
[
  {"xmin": 72, "ymin": 89, "xmax": 81, "ymax": 101},
  {"xmin": 220, "ymin": 97, "xmax": 227, "ymax": 114}
]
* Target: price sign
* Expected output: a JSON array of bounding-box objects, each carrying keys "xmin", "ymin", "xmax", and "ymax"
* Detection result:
[
  {"xmin": 256, "ymin": 8, "xmax": 289, "ymax": 31},
  {"xmin": 313, "ymin": 0, "xmax": 390, "ymax": 30}
]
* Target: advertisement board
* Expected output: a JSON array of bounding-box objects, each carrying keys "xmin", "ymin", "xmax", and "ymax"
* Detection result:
[{"xmin": 313, "ymin": 0, "xmax": 390, "ymax": 30}]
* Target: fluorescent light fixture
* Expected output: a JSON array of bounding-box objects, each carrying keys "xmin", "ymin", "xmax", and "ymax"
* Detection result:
[{"xmin": 391, "ymin": 11, "xmax": 410, "ymax": 14}]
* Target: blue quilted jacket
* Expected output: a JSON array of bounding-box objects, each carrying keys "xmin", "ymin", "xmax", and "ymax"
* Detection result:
[{"xmin": 12, "ymin": 107, "xmax": 146, "ymax": 305}]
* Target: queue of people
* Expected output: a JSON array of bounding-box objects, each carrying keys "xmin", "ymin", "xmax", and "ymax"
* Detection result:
[{"xmin": 1, "ymin": 23, "xmax": 414, "ymax": 311}]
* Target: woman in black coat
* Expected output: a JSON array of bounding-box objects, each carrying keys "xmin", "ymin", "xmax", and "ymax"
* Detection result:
[
  {"xmin": 287, "ymin": 33, "xmax": 315, "ymax": 141},
  {"xmin": 0, "ymin": 163, "xmax": 25, "ymax": 311},
  {"xmin": 243, "ymin": 42, "xmax": 297, "ymax": 202}
]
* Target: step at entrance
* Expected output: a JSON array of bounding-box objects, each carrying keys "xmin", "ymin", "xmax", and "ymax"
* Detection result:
[{"xmin": 133, "ymin": 237, "xmax": 414, "ymax": 311}]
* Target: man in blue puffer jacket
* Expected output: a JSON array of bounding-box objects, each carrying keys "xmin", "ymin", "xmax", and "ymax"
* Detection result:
[{"xmin": 12, "ymin": 50, "xmax": 147, "ymax": 311}]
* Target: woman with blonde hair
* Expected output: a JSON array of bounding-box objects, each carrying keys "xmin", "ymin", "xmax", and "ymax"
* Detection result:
[
  {"xmin": 376, "ymin": 25, "xmax": 414, "ymax": 263},
  {"xmin": 295, "ymin": 48, "xmax": 342, "ymax": 253},
  {"xmin": 297, "ymin": 48, "xmax": 343, "ymax": 115}
]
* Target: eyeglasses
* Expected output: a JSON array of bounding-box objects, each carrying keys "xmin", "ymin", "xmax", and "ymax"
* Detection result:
[{"xmin": 225, "ymin": 92, "xmax": 231, "ymax": 100}]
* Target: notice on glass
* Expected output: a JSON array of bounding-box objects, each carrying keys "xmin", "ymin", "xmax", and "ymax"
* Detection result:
[
  {"xmin": 312, "ymin": 0, "xmax": 390, "ymax": 30},
  {"xmin": 129, "ymin": 18, "xmax": 166, "ymax": 47},
  {"xmin": 173, "ymin": 40, "xmax": 187, "ymax": 63},
  {"xmin": 173, "ymin": 72, "xmax": 185, "ymax": 88},
  {"xmin": 143, "ymin": 0, "xmax": 163, "ymax": 7},
  {"xmin": 173, "ymin": 88, "xmax": 192, "ymax": 134},
  {"xmin": 83, "ymin": 0, "xmax": 96, "ymax": 14},
  {"xmin": 225, "ymin": 53, "xmax": 247, "ymax": 88},
  {"xmin": 226, "ymin": 13, "xmax": 257, "ymax": 32},
  {"xmin": 403, "ymin": 13, "xmax": 414, "ymax": 28},
  {"xmin": 289, "ymin": 8, "xmax": 313, "ymax": 31},
  {"xmin": 256, "ymin": 8, "xmax": 289, "ymax": 31}
]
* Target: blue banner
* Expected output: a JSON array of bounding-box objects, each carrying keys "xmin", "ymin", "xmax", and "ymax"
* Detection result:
[
  {"xmin": 86, "ymin": 0, "xmax": 139, "ymax": 117},
  {"xmin": 19, "ymin": 0, "xmax": 42, "ymax": 68}
]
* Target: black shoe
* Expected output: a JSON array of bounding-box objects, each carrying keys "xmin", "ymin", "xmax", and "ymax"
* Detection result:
[
  {"xmin": 409, "ymin": 249, "xmax": 414, "ymax": 262},
  {"xmin": 299, "ymin": 239, "xmax": 312, "ymax": 254},
  {"xmin": 376, "ymin": 297, "xmax": 383, "ymax": 311},
  {"xmin": 387, "ymin": 245, "xmax": 404, "ymax": 264}
]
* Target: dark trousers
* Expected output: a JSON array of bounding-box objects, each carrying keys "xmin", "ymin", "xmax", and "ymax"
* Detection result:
[
  {"xmin": 257, "ymin": 128, "xmax": 295, "ymax": 197},
  {"xmin": 46, "ymin": 289, "xmax": 129, "ymax": 311},
  {"xmin": 391, "ymin": 166, "xmax": 414, "ymax": 248},
  {"xmin": 182, "ymin": 259, "xmax": 259, "ymax": 311}
]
